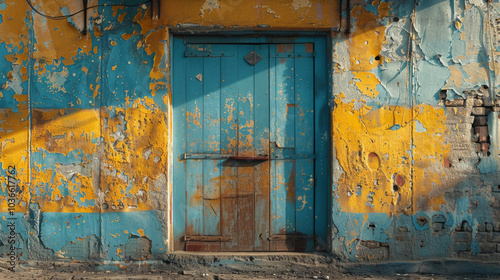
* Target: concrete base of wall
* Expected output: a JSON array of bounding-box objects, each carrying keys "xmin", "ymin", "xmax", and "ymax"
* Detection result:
[
  {"xmin": 343, "ymin": 259, "xmax": 500, "ymax": 276},
  {"xmin": 4, "ymin": 254, "xmax": 500, "ymax": 278}
]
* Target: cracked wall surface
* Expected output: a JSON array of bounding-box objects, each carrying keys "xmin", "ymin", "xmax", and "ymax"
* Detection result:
[{"xmin": 0, "ymin": 0, "xmax": 500, "ymax": 264}]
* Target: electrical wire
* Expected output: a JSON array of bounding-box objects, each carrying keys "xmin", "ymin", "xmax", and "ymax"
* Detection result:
[{"xmin": 25, "ymin": 0, "xmax": 152, "ymax": 20}]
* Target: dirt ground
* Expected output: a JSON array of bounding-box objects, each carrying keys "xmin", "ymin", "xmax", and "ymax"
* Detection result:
[{"xmin": 1, "ymin": 253, "xmax": 498, "ymax": 279}]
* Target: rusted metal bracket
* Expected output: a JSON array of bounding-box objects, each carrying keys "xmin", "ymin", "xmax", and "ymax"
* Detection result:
[{"xmin": 184, "ymin": 235, "xmax": 233, "ymax": 242}]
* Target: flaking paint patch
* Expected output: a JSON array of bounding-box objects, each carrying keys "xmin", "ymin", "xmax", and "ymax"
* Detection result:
[
  {"xmin": 349, "ymin": 5, "xmax": 386, "ymax": 71},
  {"xmin": 0, "ymin": 108, "xmax": 29, "ymax": 212},
  {"xmin": 353, "ymin": 72, "xmax": 380, "ymax": 98},
  {"xmin": 200, "ymin": 0, "xmax": 222, "ymax": 16},
  {"xmin": 32, "ymin": 1, "xmax": 98, "ymax": 65},
  {"xmin": 292, "ymin": 0, "xmax": 311, "ymax": 11},
  {"xmin": 31, "ymin": 108, "xmax": 100, "ymax": 213},
  {"xmin": 332, "ymin": 101, "xmax": 449, "ymax": 216},
  {"xmin": 100, "ymin": 98, "xmax": 168, "ymax": 212}
]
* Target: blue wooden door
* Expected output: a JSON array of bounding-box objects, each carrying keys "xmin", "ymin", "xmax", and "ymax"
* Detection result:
[{"xmin": 173, "ymin": 38, "xmax": 328, "ymax": 252}]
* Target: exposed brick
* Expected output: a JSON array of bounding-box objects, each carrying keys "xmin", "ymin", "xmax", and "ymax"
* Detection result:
[
  {"xmin": 494, "ymin": 223, "xmax": 500, "ymax": 232},
  {"xmin": 455, "ymin": 242, "xmax": 470, "ymax": 252},
  {"xmin": 462, "ymin": 221, "xmax": 473, "ymax": 232},
  {"xmin": 475, "ymin": 142, "xmax": 482, "ymax": 152},
  {"xmin": 486, "ymin": 223, "xmax": 494, "ymax": 232},
  {"xmin": 474, "ymin": 116, "xmax": 488, "ymax": 126},
  {"xmin": 443, "ymin": 158, "xmax": 452, "ymax": 168},
  {"xmin": 453, "ymin": 231, "xmax": 472, "ymax": 242},
  {"xmin": 472, "ymin": 107, "xmax": 486, "ymax": 115},
  {"xmin": 479, "ymin": 242, "xmax": 497, "ymax": 253},
  {"xmin": 481, "ymin": 142, "xmax": 490, "ymax": 152},
  {"xmin": 356, "ymin": 246, "xmax": 389, "ymax": 261},
  {"xmin": 483, "ymin": 99, "xmax": 494, "ymax": 107},
  {"xmin": 477, "ymin": 223, "xmax": 486, "ymax": 232},
  {"xmin": 445, "ymin": 99, "xmax": 465, "ymax": 107},
  {"xmin": 476, "ymin": 232, "xmax": 490, "ymax": 242},
  {"xmin": 490, "ymin": 232, "xmax": 500, "ymax": 242},
  {"xmin": 474, "ymin": 126, "xmax": 488, "ymax": 142},
  {"xmin": 359, "ymin": 240, "xmax": 381, "ymax": 249}
]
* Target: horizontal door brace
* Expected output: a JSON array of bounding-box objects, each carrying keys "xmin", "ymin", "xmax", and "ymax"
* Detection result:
[
  {"xmin": 269, "ymin": 234, "xmax": 316, "ymax": 241},
  {"xmin": 182, "ymin": 153, "xmax": 268, "ymax": 160},
  {"xmin": 184, "ymin": 235, "xmax": 233, "ymax": 242}
]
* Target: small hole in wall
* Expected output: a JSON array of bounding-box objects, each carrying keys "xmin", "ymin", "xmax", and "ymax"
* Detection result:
[
  {"xmin": 375, "ymin": 55, "xmax": 381, "ymax": 61},
  {"xmin": 458, "ymin": 158, "xmax": 462, "ymax": 162},
  {"xmin": 497, "ymin": 185, "xmax": 500, "ymax": 191},
  {"xmin": 393, "ymin": 185, "xmax": 399, "ymax": 192},
  {"xmin": 393, "ymin": 17, "xmax": 400, "ymax": 22},
  {"xmin": 483, "ymin": 85, "xmax": 489, "ymax": 89}
]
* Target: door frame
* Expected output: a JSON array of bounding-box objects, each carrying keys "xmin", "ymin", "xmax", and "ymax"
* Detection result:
[{"xmin": 169, "ymin": 32, "xmax": 332, "ymax": 252}]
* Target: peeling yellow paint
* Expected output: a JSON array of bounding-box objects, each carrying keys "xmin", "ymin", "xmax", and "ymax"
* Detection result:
[
  {"xmin": 100, "ymin": 97, "xmax": 168, "ymax": 212},
  {"xmin": 349, "ymin": 5, "xmax": 386, "ymax": 71},
  {"xmin": 333, "ymin": 101, "xmax": 449, "ymax": 216},
  {"xmin": 161, "ymin": 0, "xmax": 337, "ymax": 28},
  {"xmin": 353, "ymin": 72, "xmax": 380, "ymax": 98},
  {"xmin": 0, "ymin": 108, "xmax": 29, "ymax": 212}
]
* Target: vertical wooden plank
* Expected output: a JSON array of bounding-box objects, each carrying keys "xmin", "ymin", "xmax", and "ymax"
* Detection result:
[
  {"xmin": 237, "ymin": 45, "xmax": 256, "ymax": 251},
  {"xmin": 172, "ymin": 37, "xmax": 187, "ymax": 250},
  {"xmin": 270, "ymin": 44, "xmax": 280, "ymax": 238},
  {"xmin": 272, "ymin": 159, "xmax": 295, "ymax": 235},
  {"xmin": 220, "ymin": 46, "xmax": 239, "ymax": 156},
  {"xmin": 185, "ymin": 47, "xmax": 204, "ymax": 236},
  {"xmin": 273, "ymin": 44, "xmax": 296, "ymax": 236},
  {"xmin": 202, "ymin": 46, "xmax": 222, "ymax": 236},
  {"xmin": 221, "ymin": 160, "xmax": 238, "ymax": 251},
  {"xmin": 220, "ymin": 45, "xmax": 239, "ymax": 251},
  {"xmin": 314, "ymin": 37, "xmax": 329, "ymax": 251},
  {"xmin": 275, "ymin": 44, "xmax": 295, "ymax": 149},
  {"xmin": 237, "ymin": 45, "xmax": 256, "ymax": 157},
  {"xmin": 294, "ymin": 43, "xmax": 315, "ymax": 251},
  {"xmin": 253, "ymin": 44, "xmax": 270, "ymax": 251}
]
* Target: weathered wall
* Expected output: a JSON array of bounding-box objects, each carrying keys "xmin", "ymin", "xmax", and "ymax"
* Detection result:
[
  {"xmin": 0, "ymin": 0, "xmax": 169, "ymax": 263},
  {"xmin": 331, "ymin": 0, "xmax": 500, "ymax": 261},
  {"xmin": 1, "ymin": 0, "xmax": 500, "ymax": 264}
]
